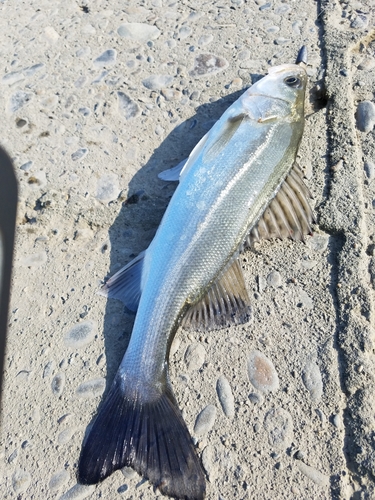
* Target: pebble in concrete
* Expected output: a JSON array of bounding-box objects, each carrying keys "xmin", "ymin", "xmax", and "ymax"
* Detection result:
[
  {"xmin": 194, "ymin": 404, "xmax": 217, "ymax": 436},
  {"xmin": 12, "ymin": 468, "xmax": 31, "ymax": 494},
  {"xmin": 117, "ymin": 92, "xmax": 140, "ymax": 120},
  {"xmin": 64, "ymin": 321, "xmax": 96, "ymax": 349},
  {"xmin": 142, "ymin": 75, "xmax": 173, "ymax": 90},
  {"xmin": 117, "ymin": 23, "xmax": 160, "ymax": 42},
  {"xmin": 266, "ymin": 270, "xmax": 281, "ymax": 287},
  {"xmin": 364, "ymin": 161, "xmax": 375, "ymax": 181},
  {"xmin": 247, "ymin": 350, "xmax": 279, "ymax": 393},
  {"xmin": 96, "ymin": 173, "xmax": 120, "ymax": 203},
  {"xmin": 264, "ymin": 407, "xmax": 293, "ymax": 449},
  {"xmin": 185, "ymin": 343, "xmax": 206, "ymax": 371},
  {"xmin": 51, "ymin": 372, "xmax": 65, "ymax": 397},
  {"xmin": 356, "ymin": 101, "xmax": 375, "ymax": 133},
  {"xmin": 49, "ymin": 469, "xmax": 70, "ymax": 492},
  {"xmin": 94, "ymin": 49, "xmax": 117, "ymax": 67},
  {"xmin": 20, "ymin": 252, "xmax": 47, "ymax": 267},
  {"xmin": 75, "ymin": 378, "xmax": 106, "ymax": 399},
  {"xmin": 71, "ymin": 148, "xmax": 88, "ymax": 162},
  {"xmin": 302, "ymin": 360, "xmax": 323, "ymax": 402},
  {"xmin": 216, "ymin": 375, "xmax": 235, "ymax": 419},
  {"xmin": 9, "ymin": 90, "xmax": 32, "ymax": 113},
  {"xmin": 60, "ymin": 483, "xmax": 95, "ymax": 500},
  {"xmin": 296, "ymin": 461, "xmax": 329, "ymax": 487},
  {"xmin": 189, "ymin": 54, "xmax": 228, "ymax": 78}
]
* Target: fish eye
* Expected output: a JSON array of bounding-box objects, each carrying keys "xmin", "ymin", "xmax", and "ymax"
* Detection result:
[{"xmin": 284, "ymin": 76, "xmax": 301, "ymax": 88}]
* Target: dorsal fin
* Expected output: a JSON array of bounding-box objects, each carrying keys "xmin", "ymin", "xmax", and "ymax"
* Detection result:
[
  {"xmin": 244, "ymin": 164, "xmax": 315, "ymax": 248},
  {"xmin": 181, "ymin": 258, "xmax": 251, "ymax": 332}
]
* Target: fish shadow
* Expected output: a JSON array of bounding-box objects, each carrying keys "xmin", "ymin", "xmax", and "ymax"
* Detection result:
[{"xmin": 100, "ymin": 87, "xmax": 246, "ymax": 388}]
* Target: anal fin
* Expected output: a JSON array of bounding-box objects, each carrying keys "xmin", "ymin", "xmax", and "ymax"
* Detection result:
[
  {"xmin": 245, "ymin": 164, "xmax": 315, "ymax": 248},
  {"xmin": 182, "ymin": 258, "xmax": 251, "ymax": 332}
]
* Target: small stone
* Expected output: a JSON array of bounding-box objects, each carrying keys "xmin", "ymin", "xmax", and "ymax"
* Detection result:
[
  {"xmin": 185, "ymin": 343, "xmax": 206, "ymax": 371},
  {"xmin": 201, "ymin": 445, "xmax": 217, "ymax": 482},
  {"xmin": 71, "ymin": 148, "xmax": 88, "ymax": 161},
  {"xmin": 94, "ymin": 49, "xmax": 117, "ymax": 67},
  {"xmin": 8, "ymin": 449, "xmax": 18, "ymax": 463},
  {"xmin": 43, "ymin": 360, "xmax": 55, "ymax": 378},
  {"xmin": 266, "ymin": 270, "xmax": 281, "ymax": 287},
  {"xmin": 248, "ymin": 392, "xmax": 263, "ymax": 404},
  {"xmin": 178, "ymin": 26, "xmax": 192, "ymax": 40},
  {"xmin": 332, "ymin": 413, "xmax": 343, "ymax": 429},
  {"xmin": 296, "ymin": 461, "xmax": 329, "ymax": 487},
  {"xmin": 118, "ymin": 484, "xmax": 128, "ymax": 493},
  {"xmin": 356, "ymin": 101, "xmax": 375, "ymax": 133},
  {"xmin": 292, "ymin": 20, "xmax": 302, "ymax": 35},
  {"xmin": 274, "ymin": 37, "xmax": 290, "ymax": 45},
  {"xmin": 294, "ymin": 450, "xmax": 306, "ymax": 461},
  {"xmin": 20, "ymin": 252, "xmax": 47, "ymax": 267},
  {"xmin": 64, "ymin": 321, "xmax": 96, "ymax": 349},
  {"xmin": 358, "ymin": 58, "xmax": 375, "ymax": 71},
  {"xmin": 44, "ymin": 26, "xmax": 59, "ymax": 43},
  {"xmin": 76, "ymin": 378, "xmax": 106, "ymax": 399},
  {"xmin": 161, "ymin": 88, "xmax": 182, "ymax": 101},
  {"xmin": 259, "ymin": 2, "xmax": 271, "ymax": 10},
  {"xmin": 198, "ymin": 34, "xmax": 213, "ymax": 46},
  {"xmin": 264, "ymin": 407, "xmax": 293, "ymax": 449},
  {"xmin": 275, "ymin": 4, "xmax": 291, "ymax": 14},
  {"xmin": 60, "ymin": 483, "xmax": 96, "ymax": 500},
  {"xmin": 216, "ymin": 375, "xmax": 235, "ymax": 419},
  {"xmin": 302, "ymin": 361, "xmax": 323, "ymax": 401},
  {"xmin": 57, "ymin": 427, "xmax": 76, "ymax": 445},
  {"xmin": 364, "ymin": 161, "xmax": 375, "ymax": 180},
  {"xmin": 316, "ymin": 408, "xmax": 326, "ymax": 425},
  {"xmin": 350, "ymin": 15, "xmax": 368, "ymax": 30},
  {"xmin": 12, "ymin": 469, "xmax": 31, "ymax": 494},
  {"xmin": 52, "ymin": 372, "xmax": 65, "ymax": 396},
  {"xmin": 117, "ymin": 92, "xmax": 140, "ymax": 120},
  {"xmin": 247, "ymin": 350, "xmax": 279, "ymax": 393},
  {"xmin": 2, "ymin": 70, "xmax": 24, "ymax": 86},
  {"xmin": 121, "ymin": 466, "xmax": 138, "ymax": 480},
  {"xmin": 297, "ymin": 289, "xmax": 314, "ymax": 310},
  {"xmin": 9, "ymin": 90, "xmax": 33, "ymax": 113},
  {"xmin": 194, "ymin": 404, "xmax": 217, "ymax": 436},
  {"xmin": 142, "ymin": 75, "xmax": 173, "ymax": 90},
  {"xmin": 307, "ymin": 234, "xmax": 329, "ymax": 253},
  {"xmin": 117, "ymin": 23, "xmax": 160, "ymax": 42},
  {"xmin": 96, "ymin": 173, "xmax": 120, "ymax": 203},
  {"xmin": 49, "ymin": 469, "xmax": 70, "ymax": 492},
  {"xmin": 189, "ymin": 54, "xmax": 228, "ymax": 78}
]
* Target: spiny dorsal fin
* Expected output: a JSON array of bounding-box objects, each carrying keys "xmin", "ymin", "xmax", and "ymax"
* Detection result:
[
  {"xmin": 244, "ymin": 164, "xmax": 315, "ymax": 248},
  {"xmin": 182, "ymin": 258, "xmax": 251, "ymax": 332}
]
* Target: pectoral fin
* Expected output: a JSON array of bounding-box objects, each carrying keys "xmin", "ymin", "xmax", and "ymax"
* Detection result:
[
  {"xmin": 203, "ymin": 114, "xmax": 247, "ymax": 164},
  {"xmin": 182, "ymin": 258, "xmax": 251, "ymax": 332},
  {"xmin": 244, "ymin": 164, "xmax": 315, "ymax": 248}
]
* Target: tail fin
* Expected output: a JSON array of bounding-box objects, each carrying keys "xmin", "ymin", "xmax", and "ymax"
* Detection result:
[{"xmin": 78, "ymin": 375, "xmax": 206, "ymax": 500}]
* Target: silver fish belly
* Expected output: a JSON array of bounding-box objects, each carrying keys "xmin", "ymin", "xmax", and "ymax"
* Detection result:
[{"xmin": 78, "ymin": 52, "xmax": 312, "ymax": 500}]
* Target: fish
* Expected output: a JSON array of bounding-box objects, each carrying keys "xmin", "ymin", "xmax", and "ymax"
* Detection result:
[{"xmin": 78, "ymin": 47, "xmax": 313, "ymax": 499}]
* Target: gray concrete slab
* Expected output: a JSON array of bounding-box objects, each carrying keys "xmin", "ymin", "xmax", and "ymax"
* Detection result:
[{"xmin": 0, "ymin": 0, "xmax": 374, "ymax": 498}]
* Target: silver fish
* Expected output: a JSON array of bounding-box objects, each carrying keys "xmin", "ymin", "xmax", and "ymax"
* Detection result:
[{"xmin": 78, "ymin": 49, "xmax": 312, "ymax": 499}]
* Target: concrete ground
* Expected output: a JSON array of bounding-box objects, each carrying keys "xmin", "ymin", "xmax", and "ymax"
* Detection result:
[{"xmin": 1, "ymin": 0, "xmax": 375, "ymax": 498}]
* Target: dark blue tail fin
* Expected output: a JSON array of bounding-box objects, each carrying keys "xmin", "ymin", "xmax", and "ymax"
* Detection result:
[{"xmin": 78, "ymin": 375, "xmax": 206, "ymax": 499}]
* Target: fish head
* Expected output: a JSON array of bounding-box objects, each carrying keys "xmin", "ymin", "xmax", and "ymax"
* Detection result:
[{"xmin": 247, "ymin": 63, "xmax": 307, "ymax": 121}]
